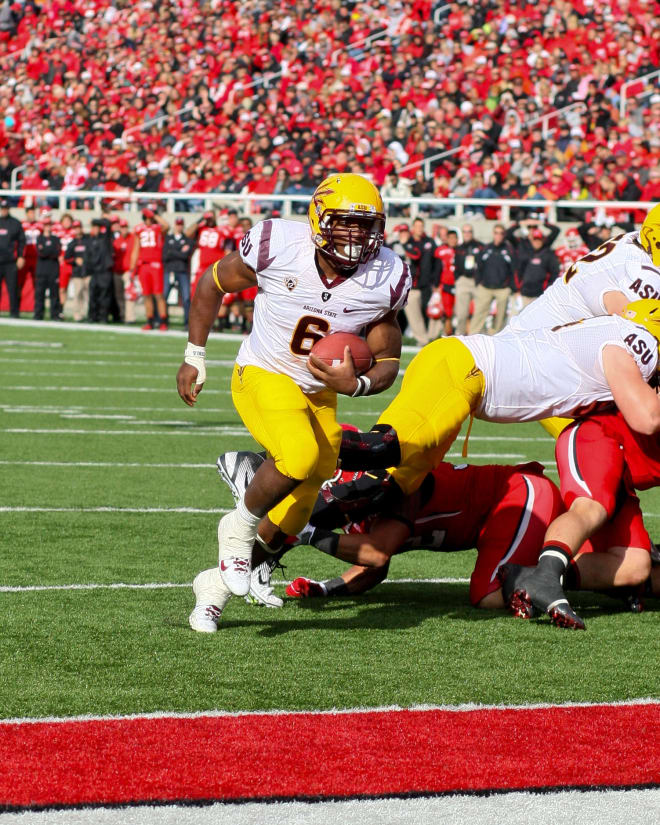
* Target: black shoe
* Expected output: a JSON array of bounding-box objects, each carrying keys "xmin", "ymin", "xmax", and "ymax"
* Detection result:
[
  {"xmin": 508, "ymin": 565, "xmax": 585, "ymax": 630},
  {"xmin": 498, "ymin": 564, "xmax": 535, "ymax": 618}
]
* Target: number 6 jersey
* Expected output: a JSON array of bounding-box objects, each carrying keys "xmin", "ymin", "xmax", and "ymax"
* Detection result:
[
  {"xmin": 508, "ymin": 231, "xmax": 660, "ymax": 333},
  {"xmin": 235, "ymin": 218, "xmax": 411, "ymax": 393}
]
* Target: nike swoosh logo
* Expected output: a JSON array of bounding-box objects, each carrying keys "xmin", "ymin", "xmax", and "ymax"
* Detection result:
[
  {"xmin": 220, "ymin": 561, "xmax": 231, "ymax": 571},
  {"xmin": 343, "ymin": 307, "xmax": 362, "ymax": 313}
]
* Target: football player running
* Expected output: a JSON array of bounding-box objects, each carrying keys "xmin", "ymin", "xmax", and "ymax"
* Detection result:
[
  {"xmin": 176, "ymin": 173, "xmax": 411, "ymax": 631},
  {"xmin": 337, "ymin": 299, "xmax": 660, "ymax": 627}
]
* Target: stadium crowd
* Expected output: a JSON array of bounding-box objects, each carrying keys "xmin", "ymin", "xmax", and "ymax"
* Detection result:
[{"xmin": 0, "ymin": 0, "xmax": 659, "ymax": 215}]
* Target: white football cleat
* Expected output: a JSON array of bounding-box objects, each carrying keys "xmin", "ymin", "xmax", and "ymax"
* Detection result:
[
  {"xmin": 245, "ymin": 556, "xmax": 284, "ymax": 608},
  {"xmin": 189, "ymin": 568, "xmax": 232, "ymax": 633},
  {"xmin": 218, "ymin": 510, "xmax": 253, "ymax": 596},
  {"xmin": 217, "ymin": 451, "xmax": 265, "ymax": 504}
]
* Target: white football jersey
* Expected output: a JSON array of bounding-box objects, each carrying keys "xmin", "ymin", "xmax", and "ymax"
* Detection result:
[
  {"xmin": 236, "ymin": 219, "xmax": 411, "ymax": 393},
  {"xmin": 508, "ymin": 232, "xmax": 660, "ymax": 332},
  {"xmin": 462, "ymin": 314, "xmax": 658, "ymax": 423}
]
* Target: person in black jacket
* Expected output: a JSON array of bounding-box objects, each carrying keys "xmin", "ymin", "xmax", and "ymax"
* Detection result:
[
  {"xmin": 402, "ymin": 217, "xmax": 439, "ymax": 345},
  {"xmin": 33, "ymin": 218, "xmax": 62, "ymax": 320},
  {"xmin": 163, "ymin": 217, "xmax": 193, "ymax": 328},
  {"xmin": 0, "ymin": 198, "xmax": 26, "ymax": 317},
  {"xmin": 65, "ymin": 220, "xmax": 91, "ymax": 321},
  {"xmin": 87, "ymin": 218, "xmax": 115, "ymax": 323},
  {"xmin": 453, "ymin": 224, "xmax": 484, "ymax": 335},
  {"xmin": 471, "ymin": 224, "xmax": 515, "ymax": 335},
  {"xmin": 506, "ymin": 219, "xmax": 560, "ymax": 307}
]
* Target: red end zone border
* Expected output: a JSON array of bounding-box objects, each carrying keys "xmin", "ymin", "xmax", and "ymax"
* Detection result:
[{"xmin": 1, "ymin": 702, "xmax": 658, "ymax": 811}]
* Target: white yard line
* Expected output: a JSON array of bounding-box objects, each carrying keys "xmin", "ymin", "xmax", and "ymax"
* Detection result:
[
  {"xmin": 1, "ymin": 425, "xmax": 552, "ymax": 443},
  {"xmin": 0, "ymin": 577, "xmax": 470, "ymax": 595},
  {"xmin": 0, "ymin": 318, "xmax": 422, "ymax": 355}
]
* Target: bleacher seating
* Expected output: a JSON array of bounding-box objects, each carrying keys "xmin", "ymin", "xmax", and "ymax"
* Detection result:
[{"xmin": 0, "ymin": 0, "xmax": 659, "ymax": 213}]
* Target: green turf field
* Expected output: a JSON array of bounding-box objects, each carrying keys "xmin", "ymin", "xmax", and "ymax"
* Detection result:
[{"xmin": 1, "ymin": 323, "xmax": 658, "ymax": 720}]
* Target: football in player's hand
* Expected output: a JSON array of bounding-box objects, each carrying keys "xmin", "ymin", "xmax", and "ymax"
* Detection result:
[{"xmin": 311, "ymin": 332, "xmax": 373, "ymax": 375}]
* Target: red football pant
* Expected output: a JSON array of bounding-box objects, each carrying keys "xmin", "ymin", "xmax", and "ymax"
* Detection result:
[
  {"xmin": 471, "ymin": 471, "xmax": 563, "ymax": 605},
  {"xmin": 137, "ymin": 262, "xmax": 164, "ymax": 296}
]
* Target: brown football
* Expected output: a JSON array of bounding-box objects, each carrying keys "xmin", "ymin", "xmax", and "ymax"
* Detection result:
[{"xmin": 311, "ymin": 332, "xmax": 373, "ymax": 375}]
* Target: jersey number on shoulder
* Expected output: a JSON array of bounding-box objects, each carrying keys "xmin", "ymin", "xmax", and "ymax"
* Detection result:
[
  {"xmin": 564, "ymin": 235, "xmax": 623, "ymax": 283},
  {"xmin": 290, "ymin": 315, "xmax": 331, "ymax": 356}
]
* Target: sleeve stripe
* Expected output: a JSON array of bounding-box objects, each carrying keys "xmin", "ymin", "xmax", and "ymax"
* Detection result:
[{"xmin": 212, "ymin": 261, "xmax": 225, "ymax": 293}]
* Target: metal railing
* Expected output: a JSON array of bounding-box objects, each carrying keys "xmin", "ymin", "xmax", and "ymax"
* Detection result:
[
  {"xmin": 432, "ymin": 3, "xmax": 451, "ymax": 24},
  {"xmin": 524, "ymin": 101, "xmax": 587, "ymax": 139},
  {"xmin": 0, "ymin": 188, "xmax": 652, "ymax": 227},
  {"xmin": 620, "ymin": 67, "xmax": 660, "ymax": 118}
]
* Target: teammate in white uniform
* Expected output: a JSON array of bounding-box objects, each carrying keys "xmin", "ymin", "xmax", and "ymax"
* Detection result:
[
  {"xmin": 464, "ymin": 314, "xmax": 657, "ymax": 423},
  {"xmin": 508, "ymin": 206, "xmax": 660, "ymax": 335},
  {"xmin": 176, "ymin": 173, "xmax": 411, "ymax": 631},
  {"xmin": 337, "ymin": 301, "xmax": 660, "ymax": 626}
]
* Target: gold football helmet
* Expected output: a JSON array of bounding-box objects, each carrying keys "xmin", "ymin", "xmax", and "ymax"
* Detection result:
[
  {"xmin": 622, "ymin": 298, "xmax": 660, "ymax": 344},
  {"xmin": 639, "ymin": 204, "xmax": 660, "ymax": 266},
  {"xmin": 308, "ymin": 173, "xmax": 385, "ymax": 270}
]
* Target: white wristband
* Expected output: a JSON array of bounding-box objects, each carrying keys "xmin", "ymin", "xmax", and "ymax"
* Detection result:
[
  {"xmin": 351, "ymin": 374, "xmax": 372, "ymax": 397},
  {"xmin": 184, "ymin": 342, "xmax": 206, "ymax": 385}
]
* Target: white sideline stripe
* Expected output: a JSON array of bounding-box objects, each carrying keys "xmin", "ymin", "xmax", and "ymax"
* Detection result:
[
  {"xmin": 0, "ymin": 577, "xmax": 470, "ymax": 594},
  {"xmin": 3, "ymin": 790, "xmax": 660, "ymax": 825},
  {"xmin": 1, "ymin": 697, "xmax": 657, "ymax": 726},
  {"xmin": 0, "ymin": 506, "xmax": 231, "ymax": 514}
]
